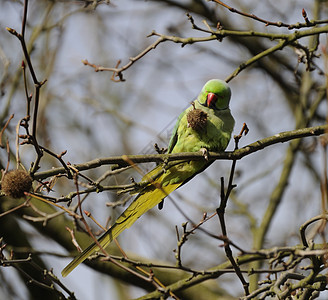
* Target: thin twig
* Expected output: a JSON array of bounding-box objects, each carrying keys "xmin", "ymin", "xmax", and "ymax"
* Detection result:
[
  {"xmin": 216, "ymin": 124, "xmax": 249, "ymax": 295},
  {"xmin": 211, "ymin": 0, "xmax": 328, "ymax": 29},
  {"xmin": 299, "ymin": 214, "xmax": 328, "ymax": 248},
  {"xmin": 0, "ymin": 114, "xmax": 14, "ymax": 148},
  {"xmin": 6, "ymin": 0, "xmax": 46, "ymax": 174}
]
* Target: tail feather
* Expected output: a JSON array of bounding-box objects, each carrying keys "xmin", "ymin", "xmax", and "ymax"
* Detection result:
[{"xmin": 61, "ymin": 182, "xmax": 181, "ymax": 277}]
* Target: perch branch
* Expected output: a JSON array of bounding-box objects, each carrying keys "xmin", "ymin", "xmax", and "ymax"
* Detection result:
[{"xmin": 33, "ymin": 124, "xmax": 328, "ymax": 180}]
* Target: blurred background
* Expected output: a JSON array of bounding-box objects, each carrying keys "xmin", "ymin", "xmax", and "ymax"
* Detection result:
[{"xmin": 0, "ymin": 0, "xmax": 327, "ymax": 299}]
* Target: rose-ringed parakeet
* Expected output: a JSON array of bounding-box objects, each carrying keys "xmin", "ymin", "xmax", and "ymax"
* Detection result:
[{"xmin": 62, "ymin": 79, "xmax": 235, "ymax": 277}]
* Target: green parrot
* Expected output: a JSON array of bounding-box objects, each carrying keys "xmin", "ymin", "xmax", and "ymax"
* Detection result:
[{"xmin": 61, "ymin": 79, "xmax": 235, "ymax": 277}]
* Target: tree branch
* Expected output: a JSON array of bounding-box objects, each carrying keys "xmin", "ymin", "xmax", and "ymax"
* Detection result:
[{"xmin": 34, "ymin": 124, "xmax": 328, "ymax": 181}]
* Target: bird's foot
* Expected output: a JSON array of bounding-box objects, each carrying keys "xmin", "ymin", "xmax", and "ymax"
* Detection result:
[
  {"xmin": 158, "ymin": 199, "xmax": 165, "ymax": 210},
  {"xmin": 200, "ymin": 148, "xmax": 209, "ymax": 160}
]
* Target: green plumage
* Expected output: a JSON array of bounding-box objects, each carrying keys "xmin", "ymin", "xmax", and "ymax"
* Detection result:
[{"xmin": 61, "ymin": 79, "xmax": 235, "ymax": 277}]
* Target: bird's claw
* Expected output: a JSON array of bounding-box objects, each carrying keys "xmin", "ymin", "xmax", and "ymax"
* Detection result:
[
  {"xmin": 158, "ymin": 199, "xmax": 165, "ymax": 210},
  {"xmin": 200, "ymin": 148, "xmax": 209, "ymax": 160}
]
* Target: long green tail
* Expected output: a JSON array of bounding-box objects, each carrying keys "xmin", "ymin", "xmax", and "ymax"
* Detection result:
[{"xmin": 61, "ymin": 182, "xmax": 181, "ymax": 277}]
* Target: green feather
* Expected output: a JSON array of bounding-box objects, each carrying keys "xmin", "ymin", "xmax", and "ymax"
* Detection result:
[{"xmin": 61, "ymin": 79, "xmax": 235, "ymax": 277}]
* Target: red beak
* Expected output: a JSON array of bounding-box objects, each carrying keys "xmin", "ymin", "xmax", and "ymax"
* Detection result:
[{"xmin": 206, "ymin": 92, "xmax": 218, "ymax": 108}]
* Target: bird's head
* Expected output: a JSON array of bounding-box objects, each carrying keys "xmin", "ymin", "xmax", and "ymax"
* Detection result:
[{"xmin": 197, "ymin": 79, "xmax": 231, "ymax": 110}]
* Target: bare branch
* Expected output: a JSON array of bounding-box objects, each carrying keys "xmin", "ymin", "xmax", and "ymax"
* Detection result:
[{"xmin": 33, "ymin": 124, "xmax": 328, "ymax": 180}]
